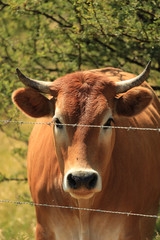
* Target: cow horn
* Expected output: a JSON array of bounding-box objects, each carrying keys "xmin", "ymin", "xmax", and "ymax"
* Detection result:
[
  {"xmin": 16, "ymin": 68, "xmax": 53, "ymax": 94},
  {"xmin": 116, "ymin": 61, "xmax": 151, "ymax": 94}
]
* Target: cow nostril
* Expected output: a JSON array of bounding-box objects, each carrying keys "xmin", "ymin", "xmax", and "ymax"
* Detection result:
[
  {"xmin": 85, "ymin": 173, "xmax": 98, "ymax": 190},
  {"xmin": 67, "ymin": 172, "xmax": 98, "ymax": 190},
  {"xmin": 67, "ymin": 173, "xmax": 80, "ymax": 189}
]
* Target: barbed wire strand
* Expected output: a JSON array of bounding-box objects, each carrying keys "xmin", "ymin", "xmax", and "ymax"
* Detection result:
[
  {"xmin": 0, "ymin": 199, "xmax": 159, "ymax": 219},
  {"xmin": 0, "ymin": 120, "xmax": 159, "ymax": 132}
]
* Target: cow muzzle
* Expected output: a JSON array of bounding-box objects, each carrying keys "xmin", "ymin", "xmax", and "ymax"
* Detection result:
[{"xmin": 63, "ymin": 169, "xmax": 102, "ymax": 199}]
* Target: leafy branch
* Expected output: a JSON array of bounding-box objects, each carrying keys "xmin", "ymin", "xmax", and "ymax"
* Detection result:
[
  {"xmin": 0, "ymin": 0, "xmax": 9, "ymax": 11},
  {"xmin": 24, "ymin": 7, "xmax": 72, "ymax": 28}
]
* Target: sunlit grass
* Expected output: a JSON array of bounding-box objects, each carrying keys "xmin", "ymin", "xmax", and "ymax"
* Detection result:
[
  {"xmin": 0, "ymin": 182, "xmax": 35, "ymax": 240},
  {"xmin": 0, "ymin": 117, "xmax": 35, "ymax": 240}
]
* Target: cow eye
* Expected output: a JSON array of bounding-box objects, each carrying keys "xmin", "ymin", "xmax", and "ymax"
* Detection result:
[
  {"xmin": 54, "ymin": 118, "xmax": 63, "ymax": 129},
  {"xmin": 103, "ymin": 118, "xmax": 114, "ymax": 130}
]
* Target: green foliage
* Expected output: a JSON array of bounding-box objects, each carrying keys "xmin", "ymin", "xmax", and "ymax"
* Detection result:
[
  {"xmin": 0, "ymin": 0, "xmax": 160, "ymax": 82},
  {"xmin": 0, "ymin": 0, "xmax": 160, "ymax": 123}
]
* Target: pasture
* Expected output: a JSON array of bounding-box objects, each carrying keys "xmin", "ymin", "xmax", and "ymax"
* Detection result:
[
  {"xmin": 0, "ymin": 116, "xmax": 160, "ymax": 239},
  {"xmin": 0, "ymin": 118, "xmax": 35, "ymax": 240}
]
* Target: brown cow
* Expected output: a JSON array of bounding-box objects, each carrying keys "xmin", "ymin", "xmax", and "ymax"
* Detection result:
[{"xmin": 12, "ymin": 61, "xmax": 160, "ymax": 240}]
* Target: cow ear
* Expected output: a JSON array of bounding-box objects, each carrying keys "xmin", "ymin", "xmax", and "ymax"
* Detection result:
[
  {"xmin": 115, "ymin": 87, "xmax": 153, "ymax": 117},
  {"xmin": 12, "ymin": 88, "xmax": 55, "ymax": 118}
]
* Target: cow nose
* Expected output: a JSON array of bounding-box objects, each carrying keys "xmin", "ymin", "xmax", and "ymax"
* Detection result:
[{"xmin": 67, "ymin": 172, "xmax": 98, "ymax": 190}]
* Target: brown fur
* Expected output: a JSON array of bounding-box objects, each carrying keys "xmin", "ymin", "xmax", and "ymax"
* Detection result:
[
  {"xmin": 12, "ymin": 68, "xmax": 160, "ymax": 240},
  {"xmin": 116, "ymin": 87, "xmax": 153, "ymax": 116},
  {"xmin": 12, "ymin": 88, "xmax": 54, "ymax": 118}
]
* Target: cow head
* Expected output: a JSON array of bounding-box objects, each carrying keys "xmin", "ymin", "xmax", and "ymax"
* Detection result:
[{"xmin": 12, "ymin": 62, "xmax": 152, "ymax": 199}]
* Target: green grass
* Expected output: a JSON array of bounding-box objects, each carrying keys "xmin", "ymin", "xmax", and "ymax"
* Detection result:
[
  {"xmin": 0, "ymin": 118, "xmax": 35, "ymax": 240},
  {"xmin": 0, "ymin": 182, "xmax": 35, "ymax": 240}
]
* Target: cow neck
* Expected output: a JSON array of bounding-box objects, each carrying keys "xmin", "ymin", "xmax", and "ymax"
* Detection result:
[{"xmin": 77, "ymin": 198, "xmax": 94, "ymax": 240}]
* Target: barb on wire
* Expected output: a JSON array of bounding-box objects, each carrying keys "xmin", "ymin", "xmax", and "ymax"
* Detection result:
[
  {"xmin": 0, "ymin": 199, "xmax": 159, "ymax": 219},
  {"xmin": 0, "ymin": 120, "xmax": 159, "ymax": 132},
  {"xmin": 0, "ymin": 172, "xmax": 27, "ymax": 183}
]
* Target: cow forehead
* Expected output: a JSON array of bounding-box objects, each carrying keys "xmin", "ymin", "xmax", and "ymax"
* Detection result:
[{"xmin": 54, "ymin": 72, "xmax": 115, "ymax": 123}]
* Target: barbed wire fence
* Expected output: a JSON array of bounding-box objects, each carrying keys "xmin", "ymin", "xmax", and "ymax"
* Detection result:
[
  {"xmin": 0, "ymin": 119, "xmax": 160, "ymax": 132},
  {"xmin": 0, "ymin": 199, "xmax": 160, "ymax": 219},
  {"xmin": 0, "ymin": 119, "xmax": 160, "ymax": 220}
]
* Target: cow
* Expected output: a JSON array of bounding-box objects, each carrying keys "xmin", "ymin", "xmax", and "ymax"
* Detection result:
[{"xmin": 12, "ymin": 61, "xmax": 160, "ymax": 240}]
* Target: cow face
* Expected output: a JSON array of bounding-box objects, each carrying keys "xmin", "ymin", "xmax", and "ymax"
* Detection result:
[
  {"xmin": 12, "ymin": 65, "xmax": 152, "ymax": 199},
  {"xmin": 50, "ymin": 73, "xmax": 117, "ymax": 199}
]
